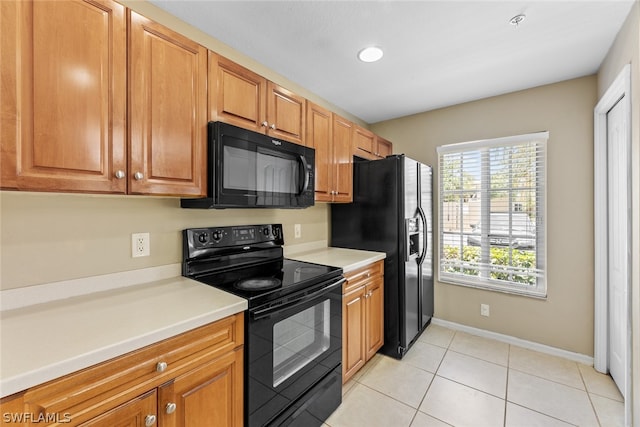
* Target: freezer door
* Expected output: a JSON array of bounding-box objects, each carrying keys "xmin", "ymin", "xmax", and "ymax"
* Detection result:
[
  {"xmin": 403, "ymin": 157, "xmax": 421, "ymax": 349},
  {"xmin": 419, "ymin": 163, "xmax": 434, "ymax": 326}
]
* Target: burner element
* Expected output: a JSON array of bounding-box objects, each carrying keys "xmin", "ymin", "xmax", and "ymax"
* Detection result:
[{"xmin": 234, "ymin": 277, "xmax": 282, "ymax": 291}]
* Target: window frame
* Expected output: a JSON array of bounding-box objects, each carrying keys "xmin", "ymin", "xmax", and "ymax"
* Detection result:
[{"xmin": 437, "ymin": 132, "xmax": 548, "ymax": 298}]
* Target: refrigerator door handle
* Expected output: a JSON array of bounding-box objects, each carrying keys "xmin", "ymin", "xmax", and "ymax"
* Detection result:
[{"xmin": 417, "ymin": 206, "xmax": 428, "ymax": 265}]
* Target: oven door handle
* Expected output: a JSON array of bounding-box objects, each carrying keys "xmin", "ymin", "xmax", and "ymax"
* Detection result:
[{"xmin": 250, "ymin": 278, "xmax": 345, "ymax": 320}]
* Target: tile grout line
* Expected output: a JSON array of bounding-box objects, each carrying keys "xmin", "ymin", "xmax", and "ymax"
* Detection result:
[
  {"xmin": 503, "ymin": 343, "xmax": 511, "ymax": 426},
  {"xmin": 579, "ymin": 359, "xmax": 604, "ymax": 427},
  {"xmin": 412, "ymin": 329, "xmax": 458, "ymax": 426}
]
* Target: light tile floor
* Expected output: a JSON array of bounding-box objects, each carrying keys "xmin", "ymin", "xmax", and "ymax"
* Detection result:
[{"xmin": 325, "ymin": 324, "xmax": 625, "ymax": 427}]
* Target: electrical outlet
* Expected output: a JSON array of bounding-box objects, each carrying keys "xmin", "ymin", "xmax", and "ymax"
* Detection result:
[
  {"xmin": 294, "ymin": 224, "xmax": 301, "ymax": 239},
  {"xmin": 132, "ymin": 233, "xmax": 150, "ymax": 257},
  {"xmin": 480, "ymin": 304, "xmax": 490, "ymax": 317}
]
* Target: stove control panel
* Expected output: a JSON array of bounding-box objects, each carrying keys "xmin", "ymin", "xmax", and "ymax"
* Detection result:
[{"xmin": 185, "ymin": 224, "xmax": 284, "ymax": 251}]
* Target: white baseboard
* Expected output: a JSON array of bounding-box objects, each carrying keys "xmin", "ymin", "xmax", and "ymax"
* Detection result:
[{"xmin": 431, "ymin": 317, "xmax": 594, "ymax": 366}]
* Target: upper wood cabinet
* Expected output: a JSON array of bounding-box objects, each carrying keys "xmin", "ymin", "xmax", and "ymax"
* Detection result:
[
  {"xmin": 306, "ymin": 102, "xmax": 352, "ymax": 203},
  {"xmin": 353, "ymin": 125, "xmax": 393, "ymax": 160},
  {"xmin": 306, "ymin": 102, "xmax": 333, "ymax": 201},
  {"xmin": 353, "ymin": 125, "xmax": 376, "ymax": 160},
  {"xmin": 1, "ymin": 1, "xmax": 207, "ymax": 197},
  {"xmin": 1, "ymin": 0, "xmax": 127, "ymax": 193},
  {"xmin": 375, "ymin": 135, "xmax": 393, "ymax": 159},
  {"xmin": 266, "ymin": 81, "xmax": 306, "ymax": 145},
  {"xmin": 128, "ymin": 11, "xmax": 207, "ymax": 196},
  {"xmin": 208, "ymin": 53, "xmax": 266, "ymax": 133},
  {"xmin": 332, "ymin": 115, "xmax": 354, "ymax": 203},
  {"xmin": 209, "ymin": 53, "xmax": 306, "ymax": 145}
]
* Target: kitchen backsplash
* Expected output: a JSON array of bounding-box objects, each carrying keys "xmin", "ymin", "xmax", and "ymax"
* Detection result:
[{"xmin": 0, "ymin": 191, "xmax": 329, "ymax": 290}]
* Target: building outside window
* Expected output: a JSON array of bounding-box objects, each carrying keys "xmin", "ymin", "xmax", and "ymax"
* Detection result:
[{"xmin": 437, "ymin": 132, "xmax": 548, "ymax": 297}]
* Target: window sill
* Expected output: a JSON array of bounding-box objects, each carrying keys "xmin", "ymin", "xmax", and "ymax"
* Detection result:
[{"xmin": 438, "ymin": 275, "xmax": 547, "ymax": 299}]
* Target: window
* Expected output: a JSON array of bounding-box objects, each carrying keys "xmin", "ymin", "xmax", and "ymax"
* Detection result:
[{"xmin": 437, "ymin": 132, "xmax": 547, "ymax": 297}]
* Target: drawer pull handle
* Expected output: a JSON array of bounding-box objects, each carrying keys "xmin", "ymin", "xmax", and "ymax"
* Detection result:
[
  {"xmin": 114, "ymin": 170, "xmax": 125, "ymax": 179},
  {"xmin": 156, "ymin": 362, "xmax": 168, "ymax": 373},
  {"xmin": 166, "ymin": 402, "xmax": 177, "ymax": 414},
  {"xmin": 134, "ymin": 171, "xmax": 144, "ymax": 180},
  {"xmin": 145, "ymin": 415, "xmax": 157, "ymax": 426}
]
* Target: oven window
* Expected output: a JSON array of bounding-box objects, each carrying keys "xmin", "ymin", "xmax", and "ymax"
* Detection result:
[
  {"xmin": 223, "ymin": 145, "xmax": 299, "ymax": 194},
  {"xmin": 272, "ymin": 299, "xmax": 331, "ymax": 387}
]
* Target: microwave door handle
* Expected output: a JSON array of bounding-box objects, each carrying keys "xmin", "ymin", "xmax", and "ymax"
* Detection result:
[{"xmin": 298, "ymin": 154, "xmax": 310, "ymax": 195}]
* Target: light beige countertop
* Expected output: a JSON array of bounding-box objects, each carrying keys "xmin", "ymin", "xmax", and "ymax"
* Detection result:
[
  {"xmin": 0, "ymin": 266, "xmax": 247, "ymax": 398},
  {"xmin": 286, "ymin": 243, "xmax": 386, "ymax": 273}
]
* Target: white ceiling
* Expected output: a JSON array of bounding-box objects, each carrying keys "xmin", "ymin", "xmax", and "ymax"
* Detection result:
[{"xmin": 148, "ymin": 0, "xmax": 635, "ymax": 124}]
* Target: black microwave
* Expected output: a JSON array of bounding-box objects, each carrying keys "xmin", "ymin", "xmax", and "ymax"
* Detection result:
[{"xmin": 181, "ymin": 122, "xmax": 315, "ymax": 209}]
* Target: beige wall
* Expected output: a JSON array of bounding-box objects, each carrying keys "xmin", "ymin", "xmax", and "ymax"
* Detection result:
[
  {"xmin": 597, "ymin": 1, "xmax": 640, "ymax": 422},
  {"xmin": 372, "ymin": 75, "xmax": 598, "ymax": 356},
  {"xmin": 0, "ymin": 191, "xmax": 329, "ymax": 290}
]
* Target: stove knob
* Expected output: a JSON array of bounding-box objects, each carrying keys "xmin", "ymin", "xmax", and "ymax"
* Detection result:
[
  {"xmin": 263, "ymin": 227, "xmax": 270, "ymax": 236},
  {"xmin": 212, "ymin": 230, "xmax": 222, "ymax": 241},
  {"xmin": 198, "ymin": 233, "xmax": 208, "ymax": 244}
]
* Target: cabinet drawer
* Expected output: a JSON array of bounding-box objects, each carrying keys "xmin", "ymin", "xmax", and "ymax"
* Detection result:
[
  {"xmin": 22, "ymin": 314, "xmax": 243, "ymax": 426},
  {"xmin": 343, "ymin": 261, "xmax": 383, "ymax": 294}
]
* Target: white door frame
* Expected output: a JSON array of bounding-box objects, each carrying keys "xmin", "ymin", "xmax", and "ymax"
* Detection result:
[{"xmin": 594, "ymin": 63, "xmax": 631, "ymax": 415}]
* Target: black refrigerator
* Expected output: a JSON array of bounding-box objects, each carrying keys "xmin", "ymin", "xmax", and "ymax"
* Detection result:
[{"xmin": 331, "ymin": 155, "xmax": 433, "ymax": 359}]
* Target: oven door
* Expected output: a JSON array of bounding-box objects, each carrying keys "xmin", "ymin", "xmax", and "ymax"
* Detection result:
[
  {"xmin": 246, "ymin": 278, "xmax": 343, "ymax": 427},
  {"xmin": 212, "ymin": 122, "xmax": 315, "ymax": 208}
]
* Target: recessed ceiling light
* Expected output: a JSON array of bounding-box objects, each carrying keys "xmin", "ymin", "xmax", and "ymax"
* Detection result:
[
  {"xmin": 509, "ymin": 14, "xmax": 526, "ymax": 28},
  {"xmin": 358, "ymin": 46, "xmax": 383, "ymax": 63}
]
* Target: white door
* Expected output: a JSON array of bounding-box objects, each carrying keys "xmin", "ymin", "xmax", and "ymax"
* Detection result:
[{"xmin": 606, "ymin": 96, "xmax": 629, "ymax": 398}]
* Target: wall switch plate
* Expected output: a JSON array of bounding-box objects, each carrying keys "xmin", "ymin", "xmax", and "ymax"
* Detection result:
[
  {"xmin": 480, "ymin": 304, "xmax": 490, "ymax": 317},
  {"xmin": 294, "ymin": 224, "xmax": 301, "ymax": 239},
  {"xmin": 132, "ymin": 233, "xmax": 150, "ymax": 257}
]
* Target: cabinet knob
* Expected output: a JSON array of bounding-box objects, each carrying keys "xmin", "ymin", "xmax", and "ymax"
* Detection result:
[
  {"xmin": 270, "ymin": 123, "xmax": 277, "ymax": 130},
  {"xmin": 114, "ymin": 170, "xmax": 125, "ymax": 179},
  {"xmin": 261, "ymin": 121, "xmax": 269, "ymax": 128},
  {"xmin": 166, "ymin": 402, "xmax": 177, "ymax": 414},
  {"xmin": 134, "ymin": 172, "xmax": 144, "ymax": 181},
  {"xmin": 156, "ymin": 361, "xmax": 168, "ymax": 373},
  {"xmin": 144, "ymin": 415, "xmax": 157, "ymax": 426}
]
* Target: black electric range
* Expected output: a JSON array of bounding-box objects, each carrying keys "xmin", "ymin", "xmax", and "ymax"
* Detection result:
[{"xmin": 182, "ymin": 224, "xmax": 344, "ymax": 427}]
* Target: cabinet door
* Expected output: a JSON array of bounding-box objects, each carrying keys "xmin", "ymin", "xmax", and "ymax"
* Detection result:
[
  {"xmin": 306, "ymin": 102, "xmax": 333, "ymax": 202},
  {"xmin": 267, "ymin": 82, "xmax": 306, "ymax": 145},
  {"xmin": 1, "ymin": 0, "xmax": 127, "ymax": 193},
  {"xmin": 129, "ymin": 11, "xmax": 207, "ymax": 196},
  {"xmin": 79, "ymin": 390, "xmax": 157, "ymax": 427},
  {"xmin": 353, "ymin": 125, "xmax": 376, "ymax": 160},
  {"xmin": 332, "ymin": 115, "xmax": 353, "ymax": 203},
  {"xmin": 375, "ymin": 136, "xmax": 393, "ymax": 159},
  {"xmin": 159, "ymin": 348, "xmax": 243, "ymax": 427},
  {"xmin": 342, "ymin": 286, "xmax": 366, "ymax": 384},
  {"xmin": 209, "ymin": 53, "xmax": 267, "ymax": 132},
  {"xmin": 365, "ymin": 277, "xmax": 384, "ymax": 360}
]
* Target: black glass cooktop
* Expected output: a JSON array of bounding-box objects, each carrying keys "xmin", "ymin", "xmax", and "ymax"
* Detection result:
[{"xmin": 193, "ymin": 258, "xmax": 342, "ymax": 306}]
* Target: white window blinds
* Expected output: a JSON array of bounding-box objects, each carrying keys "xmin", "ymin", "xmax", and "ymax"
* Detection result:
[{"xmin": 437, "ymin": 132, "xmax": 547, "ymax": 297}]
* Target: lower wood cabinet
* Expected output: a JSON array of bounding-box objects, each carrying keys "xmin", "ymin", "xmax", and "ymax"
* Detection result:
[
  {"xmin": 0, "ymin": 314, "xmax": 243, "ymax": 427},
  {"xmin": 342, "ymin": 261, "xmax": 384, "ymax": 384},
  {"xmin": 78, "ymin": 390, "xmax": 158, "ymax": 427}
]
